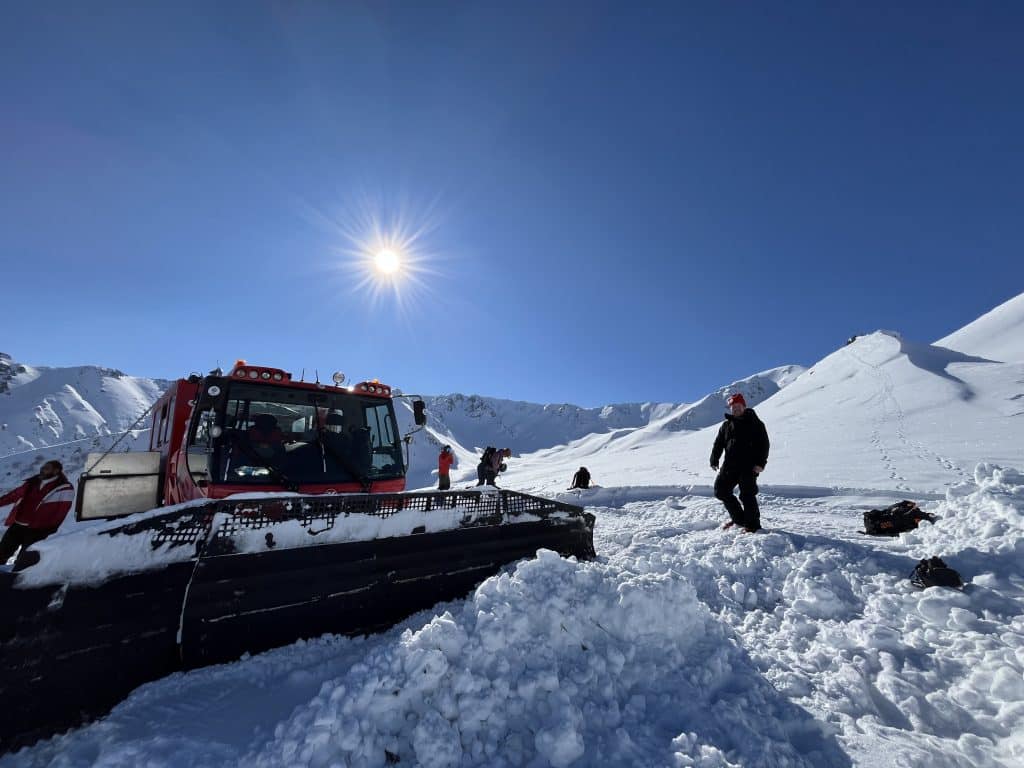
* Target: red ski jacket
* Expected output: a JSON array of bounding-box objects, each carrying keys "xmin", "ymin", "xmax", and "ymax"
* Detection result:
[
  {"xmin": 438, "ymin": 451, "xmax": 455, "ymax": 476},
  {"xmin": 1, "ymin": 474, "xmax": 76, "ymax": 530}
]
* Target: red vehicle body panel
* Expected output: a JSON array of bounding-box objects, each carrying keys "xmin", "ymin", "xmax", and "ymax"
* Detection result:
[{"xmin": 148, "ymin": 369, "xmax": 406, "ymax": 506}]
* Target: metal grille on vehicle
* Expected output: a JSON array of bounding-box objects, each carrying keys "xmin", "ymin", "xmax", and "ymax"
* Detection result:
[{"xmin": 101, "ymin": 490, "xmax": 585, "ymax": 552}]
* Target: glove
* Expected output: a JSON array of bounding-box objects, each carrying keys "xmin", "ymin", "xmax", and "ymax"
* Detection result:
[{"xmin": 710, "ymin": 462, "xmax": 719, "ymax": 471}]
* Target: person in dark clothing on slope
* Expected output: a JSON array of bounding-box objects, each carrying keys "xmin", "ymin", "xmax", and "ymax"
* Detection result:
[
  {"xmin": 710, "ymin": 393, "xmax": 770, "ymax": 532},
  {"xmin": 476, "ymin": 447, "xmax": 511, "ymax": 487},
  {"xmin": 569, "ymin": 467, "xmax": 591, "ymax": 490}
]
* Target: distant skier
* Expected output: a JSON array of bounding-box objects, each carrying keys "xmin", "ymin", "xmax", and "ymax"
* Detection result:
[
  {"xmin": 0, "ymin": 460, "xmax": 75, "ymax": 564},
  {"xmin": 710, "ymin": 393, "xmax": 769, "ymax": 533},
  {"xmin": 438, "ymin": 445, "xmax": 456, "ymax": 491},
  {"xmin": 569, "ymin": 467, "xmax": 591, "ymax": 490}
]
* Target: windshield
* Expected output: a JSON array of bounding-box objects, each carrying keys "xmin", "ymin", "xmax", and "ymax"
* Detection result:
[{"xmin": 191, "ymin": 382, "xmax": 404, "ymax": 487}]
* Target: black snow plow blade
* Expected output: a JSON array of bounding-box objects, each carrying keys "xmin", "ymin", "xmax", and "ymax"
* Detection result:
[{"xmin": 0, "ymin": 489, "xmax": 594, "ymax": 753}]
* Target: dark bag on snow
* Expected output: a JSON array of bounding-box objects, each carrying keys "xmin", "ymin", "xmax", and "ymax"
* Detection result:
[
  {"xmin": 863, "ymin": 500, "xmax": 936, "ymax": 536},
  {"xmin": 910, "ymin": 557, "xmax": 964, "ymax": 589}
]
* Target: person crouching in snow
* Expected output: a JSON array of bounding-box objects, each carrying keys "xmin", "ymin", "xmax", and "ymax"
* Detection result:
[
  {"xmin": 710, "ymin": 393, "xmax": 769, "ymax": 532},
  {"xmin": 569, "ymin": 467, "xmax": 591, "ymax": 489},
  {"xmin": 477, "ymin": 447, "xmax": 511, "ymax": 487},
  {"xmin": 0, "ymin": 460, "xmax": 75, "ymax": 564},
  {"xmin": 437, "ymin": 445, "xmax": 456, "ymax": 491},
  {"xmin": 476, "ymin": 447, "xmax": 495, "ymax": 486}
]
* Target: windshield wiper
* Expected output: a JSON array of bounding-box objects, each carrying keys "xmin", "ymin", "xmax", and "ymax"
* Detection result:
[
  {"xmin": 310, "ymin": 396, "xmax": 372, "ymax": 492},
  {"xmin": 315, "ymin": 427, "xmax": 372, "ymax": 493}
]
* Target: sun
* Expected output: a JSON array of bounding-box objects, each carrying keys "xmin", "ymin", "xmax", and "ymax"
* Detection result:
[
  {"xmin": 314, "ymin": 190, "xmax": 451, "ymax": 317},
  {"xmin": 375, "ymin": 248, "xmax": 401, "ymax": 275}
]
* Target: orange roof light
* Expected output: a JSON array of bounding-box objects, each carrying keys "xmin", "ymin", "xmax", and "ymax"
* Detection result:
[{"xmin": 229, "ymin": 361, "xmax": 291, "ymax": 382}]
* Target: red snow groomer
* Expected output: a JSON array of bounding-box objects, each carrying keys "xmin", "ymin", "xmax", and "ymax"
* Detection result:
[{"xmin": 1, "ymin": 361, "xmax": 595, "ymax": 752}]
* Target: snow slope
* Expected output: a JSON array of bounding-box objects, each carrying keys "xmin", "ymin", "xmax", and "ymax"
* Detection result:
[
  {"xmin": 399, "ymin": 365, "xmax": 803, "ymax": 489},
  {"xmin": 494, "ymin": 330, "xmax": 1022, "ymax": 497},
  {"xmin": 3, "ymin": 291, "xmax": 1024, "ymax": 767},
  {"xmin": 936, "ymin": 292, "xmax": 1024, "ymax": 363},
  {"xmin": 0, "ymin": 353, "xmax": 168, "ymax": 489}
]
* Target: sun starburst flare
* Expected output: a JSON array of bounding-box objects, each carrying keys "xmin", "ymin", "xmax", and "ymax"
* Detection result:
[{"xmin": 313, "ymin": 192, "xmax": 448, "ymax": 317}]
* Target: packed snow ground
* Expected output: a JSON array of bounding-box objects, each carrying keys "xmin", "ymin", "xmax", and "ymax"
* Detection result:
[{"xmin": 6, "ymin": 467, "xmax": 1023, "ymax": 767}]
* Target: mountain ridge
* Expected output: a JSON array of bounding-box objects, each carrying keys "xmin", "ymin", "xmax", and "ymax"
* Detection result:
[{"xmin": 1, "ymin": 289, "xmax": 1020, "ymax": 501}]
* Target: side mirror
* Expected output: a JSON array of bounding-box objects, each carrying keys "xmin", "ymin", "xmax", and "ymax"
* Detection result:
[{"xmin": 413, "ymin": 400, "xmax": 427, "ymax": 426}]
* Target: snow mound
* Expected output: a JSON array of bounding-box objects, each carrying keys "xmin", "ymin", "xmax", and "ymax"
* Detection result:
[
  {"xmin": 8, "ymin": 480, "xmax": 1020, "ymax": 766},
  {"xmin": 249, "ymin": 550, "xmax": 839, "ymax": 768},
  {"xmin": 935, "ymin": 291, "xmax": 1024, "ymax": 363},
  {"xmin": 918, "ymin": 463, "xmax": 1024, "ymax": 555},
  {"xmin": 901, "ymin": 463, "xmax": 1024, "ymax": 598},
  {"xmin": 590, "ymin": 477, "xmax": 1024, "ymax": 767}
]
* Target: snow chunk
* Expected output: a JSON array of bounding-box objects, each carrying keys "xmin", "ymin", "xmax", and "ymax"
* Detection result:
[{"xmin": 249, "ymin": 550, "xmax": 821, "ymax": 767}]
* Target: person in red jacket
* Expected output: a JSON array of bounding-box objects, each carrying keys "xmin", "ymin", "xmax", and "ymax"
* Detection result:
[
  {"xmin": 437, "ymin": 445, "xmax": 456, "ymax": 491},
  {"xmin": 0, "ymin": 460, "xmax": 75, "ymax": 564}
]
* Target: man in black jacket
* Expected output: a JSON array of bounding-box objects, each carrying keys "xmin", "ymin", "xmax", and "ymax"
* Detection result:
[
  {"xmin": 710, "ymin": 393, "xmax": 770, "ymax": 532},
  {"xmin": 569, "ymin": 467, "xmax": 591, "ymax": 490}
]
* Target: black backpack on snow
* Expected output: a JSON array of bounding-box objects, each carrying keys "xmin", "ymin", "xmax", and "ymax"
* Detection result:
[
  {"xmin": 863, "ymin": 500, "xmax": 936, "ymax": 536},
  {"xmin": 910, "ymin": 557, "xmax": 963, "ymax": 589},
  {"xmin": 480, "ymin": 446, "xmax": 496, "ymax": 465}
]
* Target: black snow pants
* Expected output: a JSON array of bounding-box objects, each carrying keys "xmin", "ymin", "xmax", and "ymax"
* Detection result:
[
  {"xmin": 476, "ymin": 463, "xmax": 497, "ymax": 487},
  {"xmin": 714, "ymin": 468, "xmax": 761, "ymax": 531},
  {"xmin": 0, "ymin": 524, "xmax": 57, "ymax": 565}
]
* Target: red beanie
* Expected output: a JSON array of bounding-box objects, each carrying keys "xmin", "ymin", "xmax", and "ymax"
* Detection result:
[{"xmin": 727, "ymin": 393, "xmax": 746, "ymax": 407}]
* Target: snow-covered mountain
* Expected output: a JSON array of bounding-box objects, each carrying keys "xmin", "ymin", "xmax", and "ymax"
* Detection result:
[
  {"xmin": 0, "ymin": 351, "xmax": 802, "ymax": 495},
  {"xmin": 397, "ymin": 364, "xmax": 804, "ymax": 489},
  {"xmin": 935, "ymin": 291, "xmax": 1024, "ymax": 362},
  {"xmin": 489, "ymin": 294, "xmax": 1024, "ymax": 497},
  {"xmin": 2, "ymin": 291, "xmax": 1019, "ymax": 498},
  {"xmin": 0, "ymin": 354, "xmax": 168, "ymax": 488}
]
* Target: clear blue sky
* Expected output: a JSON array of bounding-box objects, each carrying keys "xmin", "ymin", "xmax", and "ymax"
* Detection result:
[{"xmin": 2, "ymin": 3, "xmax": 1022, "ymax": 406}]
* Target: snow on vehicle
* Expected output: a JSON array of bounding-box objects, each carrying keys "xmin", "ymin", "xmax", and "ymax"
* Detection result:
[{"xmin": 0, "ymin": 362, "xmax": 595, "ymax": 752}]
